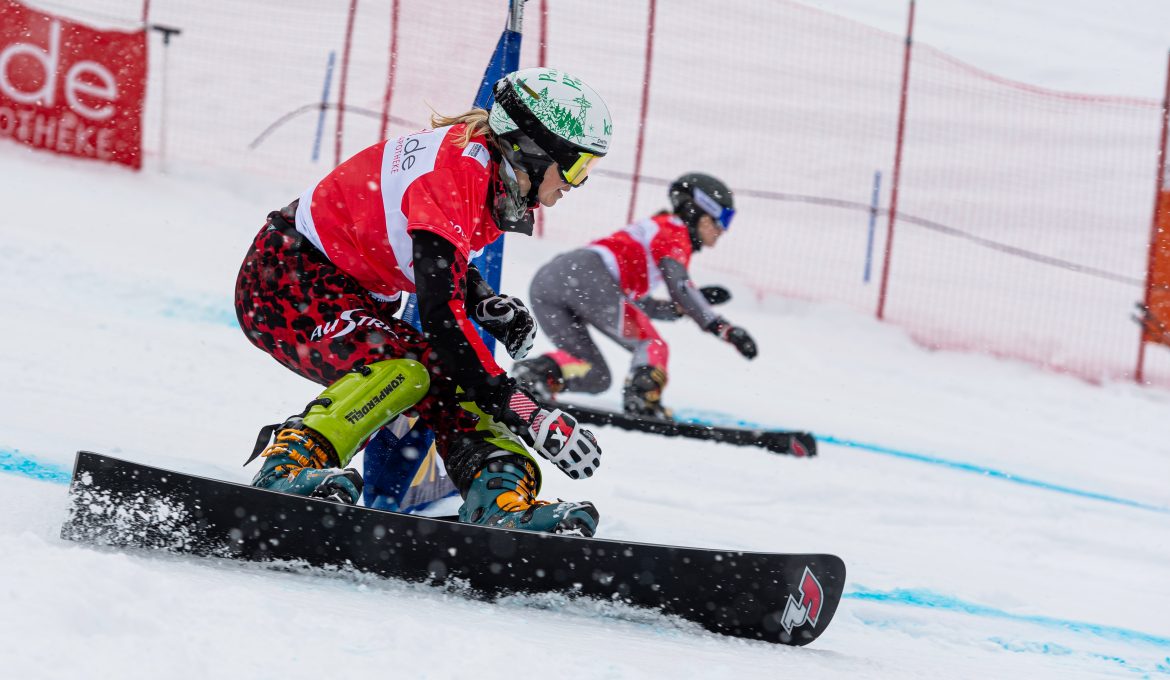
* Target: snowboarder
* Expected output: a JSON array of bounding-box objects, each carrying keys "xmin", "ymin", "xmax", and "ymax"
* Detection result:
[
  {"xmin": 235, "ymin": 67, "xmax": 610, "ymax": 536},
  {"xmin": 513, "ymin": 173, "xmax": 758, "ymax": 418}
]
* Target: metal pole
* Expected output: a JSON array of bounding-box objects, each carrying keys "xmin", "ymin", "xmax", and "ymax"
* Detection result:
[
  {"xmin": 150, "ymin": 25, "xmax": 181, "ymax": 173},
  {"xmin": 876, "ymin": 0, "xmax": 915, "ymax": 320}
]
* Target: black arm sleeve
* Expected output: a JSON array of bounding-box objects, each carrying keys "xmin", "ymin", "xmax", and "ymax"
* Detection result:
[
  {"xmin": 412, "ymin": 231, "xmax": 510, "ymax": 413},
  {"xmin": 464, "ymin": 263, "xmax": 497, "ymax": 310},
  {"xmin": 659, "ymin": 257, "xmax": 721, "ymax": 328}
]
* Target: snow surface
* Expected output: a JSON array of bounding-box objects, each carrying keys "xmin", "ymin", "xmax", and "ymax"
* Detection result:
[{"xmin": 3, "ymin": 1, "xmax": 1170, "ymax": 678}]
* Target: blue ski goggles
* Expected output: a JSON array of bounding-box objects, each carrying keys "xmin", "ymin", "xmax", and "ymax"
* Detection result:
[{"xmin": 693, "ymin": 186, "xmax": 735, "ymax": 230}]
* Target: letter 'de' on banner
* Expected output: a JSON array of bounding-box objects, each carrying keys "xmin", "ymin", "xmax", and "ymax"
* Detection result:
[{"xmin": 0, "ymin": 0, "xmax": 146, "ymax": 168}]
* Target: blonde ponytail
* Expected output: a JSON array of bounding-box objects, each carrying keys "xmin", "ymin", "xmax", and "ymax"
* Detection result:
[{"xmin": 430, "ymin": 108, "xmax": 495, "ymax": 148}]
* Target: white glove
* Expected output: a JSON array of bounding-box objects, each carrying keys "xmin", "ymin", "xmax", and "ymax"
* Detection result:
[{"xmin": 497, "ymin": 387, "xmax": 601, "ymax": 479}]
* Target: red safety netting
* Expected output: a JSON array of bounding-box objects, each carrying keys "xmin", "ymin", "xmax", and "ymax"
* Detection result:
[
  {"xmin": 12, "ymin": 0, "xmax": 1170, "ymax": 386},
  {"xmin": 884, "ymin": 43, "xmax": 1161, "ymax": 382}
]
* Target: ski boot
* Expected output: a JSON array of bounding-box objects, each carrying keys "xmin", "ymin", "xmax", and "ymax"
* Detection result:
[
  {"xmin": 245, "ymin": 359, "xmax": 430, "ymax": 504},
  {"xmin": 622, "ymin": 365, "xmax": 673, "ymax": 420},
  {"xmin": 511, "ymin": 354, "xmax": 565, "ymax": 401},
  {"xmin": 459, "ymin": 451, "xmax": 600, "ymax": 537}
]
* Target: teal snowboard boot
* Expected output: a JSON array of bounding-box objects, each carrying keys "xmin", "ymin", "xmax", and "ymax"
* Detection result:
[
  {"xmin": 459, "ymin": 452, "xmax": 600, "ymax": 537},
  {"xmin": 251, "ymin": 420, "xmax": 364, "ymax": 504}
]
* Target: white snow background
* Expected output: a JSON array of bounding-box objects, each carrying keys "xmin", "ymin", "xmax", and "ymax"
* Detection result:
[{"xmin": 2, "ymin": 1, "xmax": 1170, "ymax": 678}]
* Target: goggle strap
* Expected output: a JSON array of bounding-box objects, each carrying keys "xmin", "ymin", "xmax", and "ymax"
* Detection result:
[{"xmin": 692, "ymin": 186, "xmax": 734, "ymax": 229}]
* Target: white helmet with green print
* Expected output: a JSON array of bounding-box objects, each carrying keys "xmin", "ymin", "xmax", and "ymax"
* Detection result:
[{"xmin": 489, "ymin": 67, "xmax": 612, "ymax": 189}]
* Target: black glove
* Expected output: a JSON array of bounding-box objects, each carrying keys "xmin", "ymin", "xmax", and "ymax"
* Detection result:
[
  {"xmin": 472, "ymin": 294, "xmax": 537, "ymax": 360},
  {"xmin": 700, "ymin": 285, "xmax": 731, "ymax": 306},
  {"xmin": 495, "ymin": 387, "xmax": 602, "ymax": 479},
  {"xmin": 707, "ymin": 319, "xmax": 758, "ymax": 359}
]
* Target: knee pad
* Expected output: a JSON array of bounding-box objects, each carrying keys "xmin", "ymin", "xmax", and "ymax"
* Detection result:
[{"xmin": 303, "ymin": 359, "xmax": 430, "ymax": 466}]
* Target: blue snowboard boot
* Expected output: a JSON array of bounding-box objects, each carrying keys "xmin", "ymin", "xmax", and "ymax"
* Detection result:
[{"xmin": 459, "ymin": 452, "xmax": 599, "ymax": 537}]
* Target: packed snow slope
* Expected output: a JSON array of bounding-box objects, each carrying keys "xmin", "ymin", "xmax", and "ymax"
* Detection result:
[
  {"xmin": 3, "ymin": 2, "xmax": 1170, "ymax": 677},
  {"xmin": 2, "ymin": 141, "xmax": 1169, "ymax": 680}
]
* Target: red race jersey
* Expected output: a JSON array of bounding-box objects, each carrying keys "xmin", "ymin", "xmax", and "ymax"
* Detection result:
[
  {"xmin": 588, "ymin": 213, "xmax": 693, "ymax": 298},
  {"xmin": 293, "ymin": 124, "xmax": 502, "ymax": 298}
]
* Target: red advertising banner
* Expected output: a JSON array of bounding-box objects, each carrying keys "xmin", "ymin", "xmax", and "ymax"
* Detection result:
[{"xmin": 0, "ymin": 0, "xmax": 146, "ymax": 168}]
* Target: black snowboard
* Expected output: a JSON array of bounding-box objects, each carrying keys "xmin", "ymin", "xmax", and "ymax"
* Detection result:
[
  {"xmin": 558, "ymin": 401, "xmax": 817, "ymax": 457},
  {"xmin": 61, "ymin": 451, "xmax": 844, "ymax": 646}
]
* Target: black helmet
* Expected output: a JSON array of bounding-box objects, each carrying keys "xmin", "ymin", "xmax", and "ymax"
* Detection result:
[{"xmin": 668, "ymin": 173, "xmax": 735, "ymax": 251}]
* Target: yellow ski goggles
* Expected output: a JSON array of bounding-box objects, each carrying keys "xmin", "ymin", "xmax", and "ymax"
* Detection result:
[{"xmin": 560, "ymin": 151, "xmax": 602, "ymax": 187}]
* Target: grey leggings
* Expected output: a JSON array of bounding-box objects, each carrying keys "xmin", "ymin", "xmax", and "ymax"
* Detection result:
[{"xmin": 529, "ymin": 249, "xmax": 666, "ymax": 393}]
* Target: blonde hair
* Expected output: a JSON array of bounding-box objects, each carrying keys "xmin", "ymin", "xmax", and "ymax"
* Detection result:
[{"xmin": 430, "ymin": 108, "xmax": 495, "ymax": 148}]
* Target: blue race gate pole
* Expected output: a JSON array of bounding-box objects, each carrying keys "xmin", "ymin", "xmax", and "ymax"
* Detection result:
[
  {"xmin": 311, "ymin": 51, "xmax": 337, "ymax": 163},
  {"xmin": 864, "ymin": 170, "xmax": 881, "ymax": 284},
  {"xmin": 366, "ymin": 0, "xmax": 526, "ymax": 511},
  {"xmin": 403, "ymin": 0, "xmax": 523, "ymax": 346}
]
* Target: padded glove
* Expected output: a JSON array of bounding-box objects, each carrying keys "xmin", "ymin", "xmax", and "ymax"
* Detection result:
[
  {"xmin": 473, "ymin": 294, "xmax": 537, "ymax": 360},
  {"xmin": 496, "ymin": 387, "xmax": 602, "ymax": 480},
  {"xmin": 707, "ymin": 318, "xmax": 758, "ymax": 359},
  {"xmin": 700, "ymin": 285, "xmax": 731, "ymax": 306}
]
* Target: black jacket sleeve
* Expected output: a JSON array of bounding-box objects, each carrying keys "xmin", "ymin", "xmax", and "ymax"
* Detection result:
[
  {"xmin": 412, "ymin": 231, "xmax": 510, "ymax": 414},
  {"xmin": 464, "ymin": 262, "xmax": 497, "ymax": 310}
]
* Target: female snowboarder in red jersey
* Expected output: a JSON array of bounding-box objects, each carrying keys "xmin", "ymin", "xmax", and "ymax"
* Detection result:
[
  {"xmin": 235, "ymin": 68, "xmax": 612, "ymax": 536},
  {"xmin": 514, "ymin": 173, "xmax": 758, "ymax": 418}
]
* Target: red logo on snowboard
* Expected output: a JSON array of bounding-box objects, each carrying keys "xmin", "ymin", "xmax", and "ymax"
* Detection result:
[{"xmin": 780, "ymin": 567, "xmax": 824, "ymax": 634}]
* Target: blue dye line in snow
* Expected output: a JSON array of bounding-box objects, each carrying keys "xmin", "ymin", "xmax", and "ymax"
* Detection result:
[
  {"xmin": 847, "ymin": 586, "xmax": 1170, "ymax": 650},
  {"xmin": 157, "ymin": 296, "xmax": 238, "ymax": 327},
  {"xmin": 817, "ymin": 433, "xmax": 1170, "ymax": 514},
  {"xmin": 0, "ymin": 448, "xmax": 70, "ymax": 485},
  {"xmin": 987, "ymin": 638, "xmax": 1170, "ymax": 678},
  {"xmin": 27, "ymin": 291, "xmax": 1170, "ymax": 516},
  {"xmin": 675, "ymin": 408, "xmax": 1170, "ymax": 516}
]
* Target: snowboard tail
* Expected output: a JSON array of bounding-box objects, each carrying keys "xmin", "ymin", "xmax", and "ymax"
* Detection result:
[{"xmin": 62, "ymin": 451, "xmax": 844, "ymax": 646}]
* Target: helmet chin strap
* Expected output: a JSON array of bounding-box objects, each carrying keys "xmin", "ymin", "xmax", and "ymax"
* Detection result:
[
  {"xmin": 525, "ymin": 169, "xmax": 544, "ymax": 207},
  {"xmin": 493, "ymin": 156, "xmax": 536, "ymax": 235},
  {"xmin": 688, "ymin": 224, "xmax": 704, "ymax": 252},
  {"xmin": 677, "ymin": 202, "xmax": 704, "ymax": 252}
]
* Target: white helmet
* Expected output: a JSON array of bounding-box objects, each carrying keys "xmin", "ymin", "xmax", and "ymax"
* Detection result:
[{"xmin": 489, "ymin": 67, "xmax": 612, "ymax": 188}]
